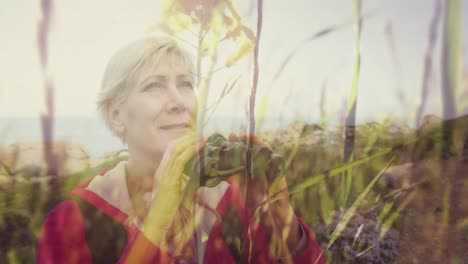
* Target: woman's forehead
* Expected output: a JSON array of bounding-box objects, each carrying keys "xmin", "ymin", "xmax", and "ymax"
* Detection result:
[{"xmin": 138, "ymin": 53, "xmax": 193, "ymax": 80}]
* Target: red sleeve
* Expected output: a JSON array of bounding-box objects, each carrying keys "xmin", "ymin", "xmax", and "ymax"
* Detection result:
[
  {"xmin": 36, "ymin": 201, "xmax": 93, "ymax": 264},
  {"xmin": 36, "ymin": 201, "xmax": 178, "ymax": 264},
  {"xmin": 291, "ymin": 218, "xmax": 327, "ymax": 264}
]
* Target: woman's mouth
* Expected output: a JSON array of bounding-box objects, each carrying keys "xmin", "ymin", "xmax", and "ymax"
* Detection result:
[{"xmin": 159, "ymin": 123, "xmax": 190, "ymax": 131}]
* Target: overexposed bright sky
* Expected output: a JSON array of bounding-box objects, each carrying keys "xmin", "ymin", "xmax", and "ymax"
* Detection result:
[{"xmin": 1, "ymin": 0, "xmax": 467, "ymax": 129}]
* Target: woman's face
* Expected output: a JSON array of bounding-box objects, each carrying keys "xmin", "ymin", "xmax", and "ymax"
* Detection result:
[{"xmin": 117, "ymin": 55, "xmax": 197, "ymax": 158}]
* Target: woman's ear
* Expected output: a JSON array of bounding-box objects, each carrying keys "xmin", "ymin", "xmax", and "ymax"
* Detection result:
[{"xmin": 107, "ymin": 102, "xmax": 126, "ymax": 137}]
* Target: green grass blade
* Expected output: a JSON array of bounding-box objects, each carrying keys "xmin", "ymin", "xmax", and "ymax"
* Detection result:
[
  {"xmin": 378, "ymin": 201, "xmax": 395, "ymax": 224},
  {"xmin": 346, "ymin": 0, "xmax": 362, "ymax": 114},
  {"xmin": 256, "ymin": 92, "xmax": 271, "ymax": 131},
  {"xmin": 343, "ymin": 153, "xmax": 354, "ymax": 206},
  {"xmin": 343, "ymin": 0, "xmax": 362, "ymax": 163},
  {"xmin": 340, "ymin": 0, "xmax": 362, "ymax": 207},
  {"xmin": 319, "ymin": 180, "xmax": 335, "ymax": 224},
  {"xmin": 439, "ymin": 2, "xmax": 462, "ymax": 258},
  {"xmin": 326, "ymin": 154, "xmax": 397, "ymax": 249},
  {"xmin": 288, "ymin": 141, "xmax": 410, "ymax": 195},
  {"xmin": 441, "ymin": 0, "xmax": 461, "ymax": 119},
  {"xmin": 283, "ymin": 136, "xmax": 304, "ymax": 175},
  {"xmin": 379, "ymin": 191, "xmax": 416, "ymax": 240}
]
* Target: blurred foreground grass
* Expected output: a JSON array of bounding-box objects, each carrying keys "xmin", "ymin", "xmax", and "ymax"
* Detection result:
[{"xmin": 0, "ymin": 115, "xmax": 467, "ymax": 263}]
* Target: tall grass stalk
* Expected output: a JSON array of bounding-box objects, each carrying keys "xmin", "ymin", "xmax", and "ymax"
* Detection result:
[
  {"xmin": 37, "ymin": 0, "xmax": 63, "ymax": 212},
  {"xmin": 384, "ymin": 21, "xmax": 407, "ymax": 108},
  {"xmin": 439, "ymin": 0, "xmax": 461, "ymax": 161},
  {"xmin": 343, "ymin": 0, "xmax": 362, "ymax": 160},
  {"xmin": 415, "ymin": 0, "xmax": 442, "ymax": 128},
  {"xmin": 440, "ymin": 0, "xmax": 462, "ymax": 260},
  {"xmin": 37, "ymin": 0, "xmax": 56, "ymax": 177},
  {"xmin": 319, "ymin": 81, "xmax": 327, "ymax": 127},
  {"xmin": 247, "ymin": 0, "xmax": 263, "ymax": 143},
  {"xmin": 341, "ymin": 0, "xmax": 362, "ymax": 206},
  {"xmin": 441, "ymin": 0, "xmax": 461, "ymax": 121},
  {"xmin": 195, "ymin": 24, "xmax": 208, "ymax": 135},
  {"xmin": 246, "ymin": 0, "xmax": 263, "ymax": 261},
  {"xmin": 343, "ymin": 153, "xmax": 354, "ymax": 206}
]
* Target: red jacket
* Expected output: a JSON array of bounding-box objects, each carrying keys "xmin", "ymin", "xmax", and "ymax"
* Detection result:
[{"xmin": 37, "ymin": 161, "xmax": 326, "ymax": 263}]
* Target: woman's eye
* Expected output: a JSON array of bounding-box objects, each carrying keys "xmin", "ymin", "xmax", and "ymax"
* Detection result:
[
  {"xmin": 179, "ymin": 81, "xmax": 194, "ymax": 90},
  {"xmin": 144, "ymin": 82, "xmax": 163, "ymax": 91}
]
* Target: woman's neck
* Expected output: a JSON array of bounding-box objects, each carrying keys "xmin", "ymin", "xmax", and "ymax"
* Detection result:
[
  {"xmin": 126, "ymin": 150, "xmax": 162, "ymax": 194},
  {"xmin": 125, "ymin": 150, "xmax": 163, "ymax": 219}
]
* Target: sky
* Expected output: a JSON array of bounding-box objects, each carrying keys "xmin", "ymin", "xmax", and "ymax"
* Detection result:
[{"xmin": 0, "ymin": 0, "xmax": 467, "ymax": 131}]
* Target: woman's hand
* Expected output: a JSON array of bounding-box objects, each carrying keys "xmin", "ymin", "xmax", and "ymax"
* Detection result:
[
  {"xmin": 143, "ymin": 132, "xmax": 204, "ymax": 248},
  {"xmin": 228, "ymin": 134, "xmax": 302, "ymax": 258}
]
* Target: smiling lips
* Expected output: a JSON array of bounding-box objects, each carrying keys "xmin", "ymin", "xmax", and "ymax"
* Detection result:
[{"xmin": 159, "ymin": 123, "xmax": 190, "ymax": 130}]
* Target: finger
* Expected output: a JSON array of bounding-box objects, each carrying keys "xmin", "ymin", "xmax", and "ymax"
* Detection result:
[
  {"xmin": 171, "ymin": 131, "xmax": 199, "ymax": 154},
  {"xmin": 170, "ymin": 137, "xmax": 205, "ymax": 168},
  {"xmin": 158, "ymin": 139, "xmax": 205, "ymax": 189},
  {"xmin": 155, "ymin": 133, "xmax": 200, "ymax": 188},
  {"xmin": 161, "ymin": 132, "xmax": 198, "ymax": 166},
  {"xmin": 172, "ymin": 140, "xmax": 205, "ymax": 175}
]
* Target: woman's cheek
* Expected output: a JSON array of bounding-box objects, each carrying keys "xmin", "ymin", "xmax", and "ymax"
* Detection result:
[{"xmin": 189, "ymin": 94, "xmax": 198, "ymax": 114}]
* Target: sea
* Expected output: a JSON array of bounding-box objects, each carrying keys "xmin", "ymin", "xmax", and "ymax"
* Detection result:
[{"xmin": 0, "ymin": 115, "xmax": 308, "ymax": 159}]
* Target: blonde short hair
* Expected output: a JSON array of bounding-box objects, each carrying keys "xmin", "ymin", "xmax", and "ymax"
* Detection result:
[{"xmin": 97, "ymin": 37, "xmax": 195, "ymax": 140}]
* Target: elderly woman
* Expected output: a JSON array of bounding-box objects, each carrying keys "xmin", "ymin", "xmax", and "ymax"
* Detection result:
[{"xmin": 37, "ymin": 37, "xmax": 325, "ymax": 263}]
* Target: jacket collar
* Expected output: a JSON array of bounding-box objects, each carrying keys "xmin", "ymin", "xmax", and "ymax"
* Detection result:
[{"xmin": 71, "ymin": 161, "xmax": 135, "ymax": 225}]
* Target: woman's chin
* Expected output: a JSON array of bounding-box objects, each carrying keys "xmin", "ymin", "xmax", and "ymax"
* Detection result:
[
  {"xmin": 158, "ymin": 129, "xmax": 190, "ymax": 143},
  {"xmin": 163, "ymin": 127, "xmax": 191, "ymax": 136}
]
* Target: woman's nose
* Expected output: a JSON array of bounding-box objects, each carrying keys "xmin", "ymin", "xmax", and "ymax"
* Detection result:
[{"xmin": 166, "ymin": 87, "xmax": 186, "ymax": 113}]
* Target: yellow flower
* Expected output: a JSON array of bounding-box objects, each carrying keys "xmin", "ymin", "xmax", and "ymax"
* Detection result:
[{"xmin": 226, "ymin": 39, "xmax": 254, "ymax": 67}]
